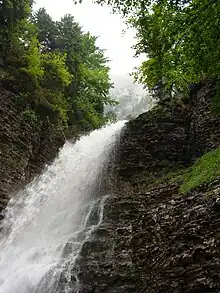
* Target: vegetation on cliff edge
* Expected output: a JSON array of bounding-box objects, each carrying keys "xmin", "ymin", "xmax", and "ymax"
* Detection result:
[
  {"xmin": 88, "ymin": 0, "xmax": 220, "ymax": 105},
  {"xmin": 140, "ymin": 147, "xmax": 220, "ymax": 193},
  {"xmin": 180, "ymin": 148, "xmax": 220, "ymax": 193},
  {"xmin": 0, "ymin": 0, "xmax": 116, "ymax": 136}
]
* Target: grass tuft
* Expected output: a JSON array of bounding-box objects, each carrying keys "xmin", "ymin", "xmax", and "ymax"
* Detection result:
[{"xmin": 180, "ymin": 148, "xmax": 220, "ymax": 193}]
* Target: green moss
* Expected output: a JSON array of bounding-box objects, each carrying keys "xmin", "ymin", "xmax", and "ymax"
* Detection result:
[{"xmin": 180, "ymin": 148, "xmax": 220, "ymax": 193}]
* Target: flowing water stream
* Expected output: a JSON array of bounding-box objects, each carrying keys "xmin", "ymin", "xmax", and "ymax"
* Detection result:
[{"xmin": 0, "ymin": 121, "xmax": 125, "ymax": 293}]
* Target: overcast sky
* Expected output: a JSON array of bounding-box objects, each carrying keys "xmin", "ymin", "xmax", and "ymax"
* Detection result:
[{"xmin": 34, "ymin": 0, "xmax": 144, "ymax": 81}]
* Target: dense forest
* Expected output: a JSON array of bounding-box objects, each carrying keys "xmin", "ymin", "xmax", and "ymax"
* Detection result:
[
  {"xmin": 93, "ymin": 0, "xmax": 220, "ymax": 106},
  {"xmin": 0, "ymin": 0, "xmax": 117, "ymax": 136},
  {"xmin": 1, "ymin": 0, "xmax": 220, "ymax": 132}
]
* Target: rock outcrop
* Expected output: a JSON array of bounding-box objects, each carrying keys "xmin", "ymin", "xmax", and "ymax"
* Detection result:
[
  {"xmin": 72, "ymin": 81, "xmax": 220, "ymax": 292},
  {"xmin": 0, "ymin": 89, "xmax": 65, "ymax": 215},
  {"xmin": 117, "ymin": 104, "xmax": 190, "ymax": 182},
  {"xmin": 117, "ymin": 81, "xmax": 220, "ymax": 183},
  {"xmin": 1, "ymin": 80, "xmax": 220, "ymax": 292},
  {"xmin": 75, "ymin": 180, "xmax": 220, "ymax": 292},
  {"xmin": 185, "ymin": 81, "xmax": 220, "ymax": 163}
]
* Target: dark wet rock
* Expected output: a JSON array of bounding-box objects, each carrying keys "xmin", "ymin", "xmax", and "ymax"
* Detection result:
[
  {"xmin": 71, "ymin": 81, "xmax": 220, "ymax": 292},
  {"xmin": 213, "ymin": 197, "xmax": 220, "ymax": 212},
  {"xmin": 74, "ymin": 196, "xmax": 142, "ymax": 293},
  {"xmin": 116, "ymin": 81, "xmax": 220, "ymax": 183},
  {"xmin": 74, "ymin": 181, "xmax": 220, "ymax": 292},
  {"xmin": 116, "ymin": 104, "xmax": 190, "ymax": 182},
  {"xmin": 1, "ymin": 78, "xmax": 220, "ymax": 292},
  {"xmin": 185, "ymin": 81, "xmax": 220, "ymax": 163},
  {"xmin": 0, "ymin": 88, "xmax": 65, "ymax": 213}
]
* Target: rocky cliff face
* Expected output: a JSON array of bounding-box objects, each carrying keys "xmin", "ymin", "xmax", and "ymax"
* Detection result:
[
  {"xmin": 75, "ymin": 181, "xmax": 220, "ymax": 293},
  {"xmin": 117, "ymin": 104, "xmax": 190, "ymax": 182},
  {"xmin": 0, "ymin": 89, "xmax": 65, "ymax": 216},
  {"xmin": 117, "ymin": 81, "xmax": 219, "ymax": 184},
  {"xmin": 185, "ymin": 81, "xmax": 220, "ymax": 163},
  {"xmin": 1, "ymin": 81, "xmax": 220, "ymax": 292},
  {"xmin": 72, "ymin": 81, "xmax": 220, "ymax": 292}
]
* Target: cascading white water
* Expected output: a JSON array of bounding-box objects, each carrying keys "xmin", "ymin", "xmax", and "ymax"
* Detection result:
[{"xmin": 0, "ymin": 121, "xmax": 125, "ymax": 293}]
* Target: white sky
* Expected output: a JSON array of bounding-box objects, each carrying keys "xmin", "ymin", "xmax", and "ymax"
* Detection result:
[{"xmin": 34, "ymin": 0, "xmax": 144, "ymax": 80}]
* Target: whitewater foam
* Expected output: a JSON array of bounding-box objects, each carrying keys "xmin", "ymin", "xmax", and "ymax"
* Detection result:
[{"xmin": 0, "ymin": 121, "xmax": 125, "ymax": 293}]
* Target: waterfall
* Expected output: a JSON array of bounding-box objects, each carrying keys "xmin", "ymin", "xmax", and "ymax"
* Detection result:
[{"xmin": 0, "ymin": 121, "xmax": 125, "ymax": 293}]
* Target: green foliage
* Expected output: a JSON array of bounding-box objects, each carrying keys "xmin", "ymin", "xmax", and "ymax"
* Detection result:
[
  {"xmin": 21, "ymin": 109, "xmax": 38, "ymax": 125},
  {"xmin": 105, "ymin": 111, "xmax": 117, "ymax": 123},
  {"xmin": 32, "ymin": 8, "xmax": 57, "ymax": 51},
  {"xmin": 133, "ymin": 147, "xmax": 220, "ymax": 193},
  {"xmin": 180, "ymin": 148, "xmax": 220, "ymax": 193},
  {"xmin": 21, "ymin": 36, "xmax": 44, "ymax": 86},
  {"xmin": 91, "ymin": 0, "xmax": 220, "ymax": 102},
  {"xmin": 41, "ymin": 52, "xmax": 72, "ymax": 88},
  {"xmin": 0, "ymin": 0, "xmax": 31, "ymax": 26},
  {"xmin": 1, "ymin": 1, "xmax": 115, "ymax": 134},
  {"xmin": 33, "ymin": 10, "xmax": 115, "ymax": 130},
  {"xmin": 0, "ymin": 0, "xmax": 32, "ymax": 66},
  {"xmin": 132, "ymin": 0, "xmax": 220, "ymax": 97}
]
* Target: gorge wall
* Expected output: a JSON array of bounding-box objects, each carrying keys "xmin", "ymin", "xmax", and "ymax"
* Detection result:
[
  {"xmin": 117, "ymin": 81, "xmax": 219, "ymax": 184},
  {"xmin": 74, "ymin": 80, "xmax": 220, "ymax": 292},
  {"xmin": 75, "ymin": 181, "xmax": 220, "ymax": 293},
  {"xmin": 1, "ymin": 81, "xmax": 220, "ymax": 292},
  {"xmin": 0, "ymin": 88, "xmax": 65, "ymax": 216}
]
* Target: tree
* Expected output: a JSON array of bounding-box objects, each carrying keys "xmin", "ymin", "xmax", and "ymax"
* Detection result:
[
  {"xmin": 34, "ymin": 11, "xmax": 115, "ymax": 129},
  {"xmin": 0, "ymin": 0, "xmax": 32, "ymax": 67},
  {"xmin": 86, "ymin": 0, "xmax": 220, "ymax": 103},
  {"xmin": 1, "ymin": 1, "xmax": 115, "ymax": 132},
  {"xmin": 32, "ymin": 8, "xmax": 58, "ymax": 52}
]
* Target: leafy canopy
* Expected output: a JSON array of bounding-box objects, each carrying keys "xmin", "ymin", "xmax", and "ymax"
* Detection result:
[
  {"xmin": 1, "ymin": 1, "xmax": 116, "ymax": 133},
  {"xmin": 84, "ymin": 0, "xmax": 220, "ymax": 101}
]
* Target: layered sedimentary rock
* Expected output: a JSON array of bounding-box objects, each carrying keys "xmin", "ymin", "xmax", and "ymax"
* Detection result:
[
  {"xmin": 185, "ymin": 81, "xmax": 220, "ymax": 162},
  {"xmin": 117, "ymin": 81, "xmax": 220, "ymax": 183},
  {"xmin": 76, "ymin": 180, "xmax": 220, "ymax": 292},
  {"xmin": 1, "ymin": 80, "xmax": 220, "ymax": 291},
  {"xmin": 117, "ymin": 104, "xmax": 190, "ymax": 182},
  {"xmin": 74, "ymin": 81, "xmax": 220, "ymax": 292},
  {"xmin": 0, "ymin": 89, "xmax": 64, "ymax": 214}
]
